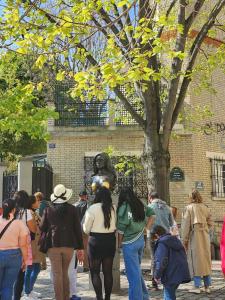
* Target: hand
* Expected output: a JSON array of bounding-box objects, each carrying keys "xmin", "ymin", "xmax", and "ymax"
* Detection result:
[
  {"xmin": 77, "ymin": 250, "xmax": 84, "ymax": 264},
  {"xmin": 21, "ymin": 260, "xmax": 26, "ymax": 272},
  {"xmin": 183, "ymin": 241, "xmax": 188, "ymax": 252}
]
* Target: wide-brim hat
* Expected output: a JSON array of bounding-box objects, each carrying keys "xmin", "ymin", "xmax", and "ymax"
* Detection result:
[{"xmin": 50, "ymin": 184, "xmax": 73, "ymax": 204}]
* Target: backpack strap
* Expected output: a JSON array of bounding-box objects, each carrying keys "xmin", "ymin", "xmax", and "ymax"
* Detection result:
[{"xmin": 0, "ymin": 219, "xmax": 15, "ymax": 240}]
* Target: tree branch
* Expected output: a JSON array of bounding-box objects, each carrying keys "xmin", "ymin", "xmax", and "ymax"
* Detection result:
[
  {"xmin": 97, "ymin": 7, "xmax": 130, "ymax": 50},
  {"xmin": 114, "ymin": 86, "xmax": 145, "ymax": 128},
  {"xmin": 157, "ymin": 0, "xmax": 178, "ymax": 38},
  {"xmin": 171, "ymin": 0, "xmax": 225, "ymax": 128},
  {"xmin": 162, "ymin": 0, "xmax": 187, "ymax": 147},
  {"xmin": 185, "ymin": 0, "xmax": 206, "ymax": 33}
]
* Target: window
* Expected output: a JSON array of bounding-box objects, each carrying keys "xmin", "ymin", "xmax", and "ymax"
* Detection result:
[{"xmin": 211, "ymin": 158, "xmax": 225, "ymax": 198}]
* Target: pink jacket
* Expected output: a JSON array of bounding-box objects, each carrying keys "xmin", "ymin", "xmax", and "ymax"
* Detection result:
[{"xmin": 220, "ymin": 217, "xmax": 225, "ymax": 275}]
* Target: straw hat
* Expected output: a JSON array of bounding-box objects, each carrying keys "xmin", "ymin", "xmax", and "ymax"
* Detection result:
[{"xmin": 50, "ymin": 184, "xmax": 73, "ymax": 204}]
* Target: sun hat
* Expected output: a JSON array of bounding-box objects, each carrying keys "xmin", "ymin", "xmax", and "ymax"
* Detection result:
[{"xmin": 50, "ymin": 184, "xmax": 73, "ymax": 204}]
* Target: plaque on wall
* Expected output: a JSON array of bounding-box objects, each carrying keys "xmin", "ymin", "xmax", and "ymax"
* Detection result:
[
  {"xmin": 170, "ymin": 167, "xmax": 185, "ymax": 182},
  {"xmin": 48, "ymin": 143, "xmax": 56, "ymax": 149},
  {"xmin": 195, "ymin": 181, "xmax": 204, "ymax": 190}
]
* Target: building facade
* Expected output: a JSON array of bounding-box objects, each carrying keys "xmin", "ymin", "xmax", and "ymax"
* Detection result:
[{"xmin": 47, "ymin": 67, "xmax": 225, "ymax": 237}]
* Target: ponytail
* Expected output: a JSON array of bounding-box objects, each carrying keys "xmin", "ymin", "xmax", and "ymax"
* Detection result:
[{"xmin": 2, "ymin": 199, "xmax": 16, "ymax": 220}]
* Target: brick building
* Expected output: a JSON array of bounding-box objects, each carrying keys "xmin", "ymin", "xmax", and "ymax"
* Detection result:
[{"xmin": 47, "ymin": 67, "xmax": 225, "ymax": 226}]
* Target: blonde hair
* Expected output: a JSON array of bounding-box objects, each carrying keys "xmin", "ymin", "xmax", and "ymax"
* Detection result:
[
  {"xmin": 34, "ymin": 192, "xmax": 44, "ymax": 201},
  {"xmin": 189, "ymin": 189, "xmax": 203, "ymax": 203}
]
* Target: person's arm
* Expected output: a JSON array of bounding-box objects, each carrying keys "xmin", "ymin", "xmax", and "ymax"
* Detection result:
[
  {"xmin": 18, "ymin": 224, "xmax": 29, "ymax": 271},
  {"xmin": 154, "ymin": 243, "xmax": 169, "ymax": 281},
  {"xmin": 39, "ymin": 208, "xmax": 49, "ymax": 232},
  {"xmin": 82, "ymin": 208, "xmax": 94, "ymax": 235},
  {"xmin": 145, "ymin": 206, "xmax": 155, "ymax": 230},
  {"xmin": 118, "ymin": 232, "xmax": 124, "ymax": 248},
  {"xmin": 146, "ymin": 215, "xmax": 155, "ymax": 230},
  {"xmin": 27, "ymin": 210, "xmax": 37, "ymax": 233},
  {"xmin": 181, "ymin": 208, "xmax": 191, "ymax": 251}
]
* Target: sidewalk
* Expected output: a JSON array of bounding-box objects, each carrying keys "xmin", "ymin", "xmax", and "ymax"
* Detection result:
[{"xmin": 35, "ymin": 259, "xmax": 225, "ymax": 300}]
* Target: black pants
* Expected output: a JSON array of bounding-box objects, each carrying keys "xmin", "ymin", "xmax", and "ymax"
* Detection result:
[
  {"xmin": 150, "ymin": 239, "xmax": 158, "ymax": 288},
  {"xmin": 13, "ymin": 270, "xmax": 24, "ymax": 300}
]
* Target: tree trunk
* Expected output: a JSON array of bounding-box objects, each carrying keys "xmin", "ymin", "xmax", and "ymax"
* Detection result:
[{"xmin": 142, "ymin": 132, "xmax": 170, "ymax": 204}]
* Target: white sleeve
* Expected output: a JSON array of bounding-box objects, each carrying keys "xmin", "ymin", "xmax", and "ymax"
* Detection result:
[
  {"xmin": 26, "ymin": 210, "xmax": 33, "ymax": 222},
  {"xmin": 83, "ymin": 209, "xmax": 94, "ymax": 235}
]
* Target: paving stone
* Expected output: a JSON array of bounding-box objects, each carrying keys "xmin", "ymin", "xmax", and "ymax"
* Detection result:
[{"xmin": 35, "ymin": 259, "xmax": 225, "ymax": 299}]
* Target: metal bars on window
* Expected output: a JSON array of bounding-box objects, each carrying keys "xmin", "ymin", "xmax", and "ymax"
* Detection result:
[{"xmin": 211, "ymin": 157, "xmax": 225, "ymax": 198}]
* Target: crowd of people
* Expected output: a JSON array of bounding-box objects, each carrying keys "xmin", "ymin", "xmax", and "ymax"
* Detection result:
[{"xmin": 0, "ymin": 184, "xmax": 222, "ymax": 300}]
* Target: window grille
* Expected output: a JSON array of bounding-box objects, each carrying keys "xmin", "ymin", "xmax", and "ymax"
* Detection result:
[{"xmin": 211, "ymin": 157, "xmax": 225, "ymax": 198}]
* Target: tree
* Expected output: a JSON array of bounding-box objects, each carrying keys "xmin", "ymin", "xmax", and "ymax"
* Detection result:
[
  {"xmin": 1, "ymin": 0, "xmax": 225, "ymax": 201},
  {"xmin": 0, "ymin": 52, "xmax": 57, "ymax": 159}
]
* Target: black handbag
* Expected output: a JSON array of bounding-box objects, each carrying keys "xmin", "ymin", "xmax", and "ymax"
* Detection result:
[{"xmin": 38, "ymin": 231, "xmax": 51, "ymax": 254}]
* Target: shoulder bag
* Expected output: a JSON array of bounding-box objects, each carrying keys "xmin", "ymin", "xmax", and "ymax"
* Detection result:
[{"xmin": 0, "ymin": 219, "xmax": 15, "ymax": 240}]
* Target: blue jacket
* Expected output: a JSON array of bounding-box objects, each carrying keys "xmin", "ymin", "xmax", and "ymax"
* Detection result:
[{"xmin": 154, "ymin": 234, "xmax": 191, "ymax": 286}]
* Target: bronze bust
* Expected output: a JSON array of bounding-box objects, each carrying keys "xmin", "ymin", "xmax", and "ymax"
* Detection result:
[{"xmin": 91, "ymin": 152, "xmax": 117, "ymax": 192}]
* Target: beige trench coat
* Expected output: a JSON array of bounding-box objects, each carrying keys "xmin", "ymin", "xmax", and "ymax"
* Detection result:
[{"xmin": 182, "ymin": 203, "xmax": 212, "ymax": 277}]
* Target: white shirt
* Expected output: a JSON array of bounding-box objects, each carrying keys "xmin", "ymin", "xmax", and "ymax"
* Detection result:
[
  {"xmin": 16, "ymin": 209, "xmax": 33, "ymax": 225},
  {"xmin": 83, "ymin": 203, "xmax": 116, "ymax": 234}
]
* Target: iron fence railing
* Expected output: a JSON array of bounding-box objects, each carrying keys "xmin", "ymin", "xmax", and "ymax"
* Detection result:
[
  {"xmin": 211, "ymin": 157, "xmax": 225, "ymax": 198},
  {"xmin": 3, "ymin": 171, "xmax": 18, "ymax": 200},
  {"xmin": 54, "ymin": 83, "xmax": 141, "ymax": 127}
]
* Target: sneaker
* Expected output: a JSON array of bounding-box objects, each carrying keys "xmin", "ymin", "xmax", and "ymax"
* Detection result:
[
  {"xmin": 70, "ymin": 296, "xmax": 81, "ymax": 300},
  {"xmin": 189, "ymin": 287, "xmax": 201, "ymax": 294},
  {"xmin": 205, "ymin": 287, "xmax": 211, "ymax": 293},
  {"xmin": 30, "ymin": 291, "xmax": 42, "ymax": 298},
  {"xmin": 22, "ymin": 294, "xmax": 37, "ymax": 300}
]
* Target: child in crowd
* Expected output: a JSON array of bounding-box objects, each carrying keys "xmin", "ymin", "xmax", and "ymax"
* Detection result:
[{"xmin": 153, "ymin": 225, "xmax": 190, "ymax": 300}]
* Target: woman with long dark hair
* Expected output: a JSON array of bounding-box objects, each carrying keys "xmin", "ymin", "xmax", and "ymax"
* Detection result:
[
  {"xmin": 117, "ymin": 188, "xmax": 155, "ymax": 300},
  {"xmin": 0, "ymin": 199, "xmax": 28, "ymax": 300},
  {"xmin": 83, "ymin": 187, "xmax": 116, "ymax": 300},
  {"xmin": 39, "ymin": 184, "xmax": 84, "ymax": 300}
]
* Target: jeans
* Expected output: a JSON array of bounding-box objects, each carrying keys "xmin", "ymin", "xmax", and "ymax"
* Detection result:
[
  {"xmin": 123, "ymin": 235, "xmax": 149, "ymax": 300},
  {"xmin": 193, "ymin": 275, "xmax": 211, "ymax": 287},
  {"xmin": 0, "ymin": 249, "xmax": 22, "ymax": 300},
  {"xmin": 24, "ymin": 263, "xmax": 41, "ymax": 294},
  {"xmin": 163, "ymin": 284, "xmax": 179, "ymax": 300}
]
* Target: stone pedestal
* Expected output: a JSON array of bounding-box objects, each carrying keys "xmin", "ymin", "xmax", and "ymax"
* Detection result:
[
  {"xmin": 18, "ymin": 157, "xmax": 33, "ymax": 194},
  {"xmin": 0, "ymin": 163, "xmax": 7, "ymax": 206}
]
